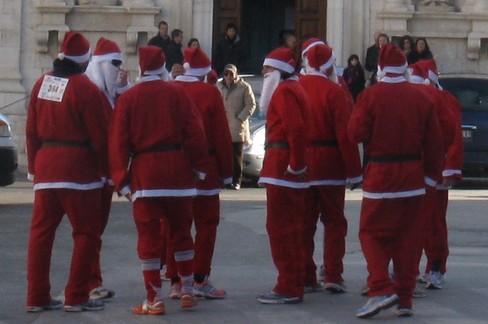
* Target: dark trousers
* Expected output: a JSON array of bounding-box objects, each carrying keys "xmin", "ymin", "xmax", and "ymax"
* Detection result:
[{"xmin": 232, "ymin": 142, "xmax": 244, "ymax": 186}]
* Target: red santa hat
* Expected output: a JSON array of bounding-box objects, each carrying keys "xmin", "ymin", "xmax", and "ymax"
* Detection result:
[
  {"xmin": 408, "ymin": 62, "xmax": 429, "ymax": 84},
  {"xmin": 307, "ymin": 44, "xmax": 335, "ymax": 72},
  {"xmin": 58, "ymin": 31, "xmax": 91, "ymax": 63},
  {"xmin": 138, "ymin": 45, "xmax": 166, "ymax": 76},
  {"xmin": 378, "ymin": 44, "xmax": 407, "ymax": 75},
  {"xmin": 301, "ymin": 37, "xmax": 326, "ymax": 58},
  {"xmin": 183, "ymin": 47, "xmax": 212, "ymax": 77},
  {"xmin": 263, "ymin": 47, "xmax": 296, "ymax": 74},
  {"xmin": 91, "ymin": 37, "xmax": 123, "ymax": 63}
]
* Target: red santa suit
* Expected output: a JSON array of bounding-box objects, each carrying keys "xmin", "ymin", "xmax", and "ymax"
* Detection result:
[
  {"xmin": 165, "ymin": 47, "xmax": 232, "ymax": 294},
  {"xmin": 109, "ymin": 46, "xmax": 208, "ymax": 306},
  {"xmin": 26, "ymin": 32, "xmax": 108, "ymax": 308},
  {"xmin": 298, "ymin": 44, "xmax": 362, "ymax": 289},
  {"xmin": 85, "ymin": 37, "xmax": 128, "ymax": 296},
  {"xmin": 348, "ymin": 45, "xmax": 444, "ymax": 312},
  {"xmin": 410, "ymin": 60, "xmax": 463, "ymax": 278},
  {"xmin": 258, "ymin": 48, "xmax": 311, "ymax": 301}
]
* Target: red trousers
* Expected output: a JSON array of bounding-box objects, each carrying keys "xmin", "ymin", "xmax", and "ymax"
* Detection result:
[
  {"xmin": 420, "ymin": 188, "xmax": 449, "ymax": 274},
  {"xmin": 303, "ymin": 185, "xmax": 347, "ymax": 285},
  {"xmin": 90, "ymin": 185, "xmax": 114, "ymax": 290},
  {"xmin": 266, "ymin": 185, "xmax": 306, "ymax": 298},
  {"xmin": 27, "ymin": 189, "xmax": 102, "ymax": 306},
  {"xmin": 166, "ymin": 195, "xmax": 220, "ymax": 279},
  {"xmin": 359, "ymin": 196, "xmax": 423, "ymax": 309},
  {"xmin": 133, "ymin": 197, "xmax": 194, "ymax": 301}
]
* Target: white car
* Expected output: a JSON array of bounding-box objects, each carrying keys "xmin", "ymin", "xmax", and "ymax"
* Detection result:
[
  {"xmin": 0, "ymin": 113, "xmax": 18, "ymax": 186},
  {"xmin": 242, "ymin": 116, "xmax": 265, "ymax": 184}
]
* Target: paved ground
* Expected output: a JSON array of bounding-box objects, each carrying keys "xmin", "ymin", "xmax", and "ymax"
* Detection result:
[{"xmin": 1, "ymin": 172, "xmax": 488, "ymax": 323}]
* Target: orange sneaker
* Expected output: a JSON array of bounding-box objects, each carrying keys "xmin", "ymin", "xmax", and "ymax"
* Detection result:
[
  {"xmin": 132, "ymin": 299, "xmax": 165, "ymax": 315},
  {"xmin": 180, "ymin": 294, "xmax": 197, "ymax": 310}
]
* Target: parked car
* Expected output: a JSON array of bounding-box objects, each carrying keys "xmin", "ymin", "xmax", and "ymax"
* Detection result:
[
  {"xmin": 439, "ymin": 74, "xmax": 488, "ymax": 176},
  {"xmin": 0, "ymin": 113, "xmax": 18, "ymax": 186},
  {"xmin": 242, "ymin": 115, "xmax": 265, "ymax": 184}
]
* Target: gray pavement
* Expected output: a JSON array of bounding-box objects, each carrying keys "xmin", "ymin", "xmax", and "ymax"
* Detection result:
[{"xmin": 1, "ymin": 174, "xmax": 488, "ymax": 323}]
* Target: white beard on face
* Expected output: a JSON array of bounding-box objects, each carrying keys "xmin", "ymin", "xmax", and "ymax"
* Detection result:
[
  {"xmin": 100, "ymin": 60, "xmax": 119, "ymax": 100},
  {"xmin": 85, "ymin": 62, "xmax": 105, "ymax": 92},
  {"xmin": 259, "ymin": 69, "xmax": 281, "ymax": 117}
]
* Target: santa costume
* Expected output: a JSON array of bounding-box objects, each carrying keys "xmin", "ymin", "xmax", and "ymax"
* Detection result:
[
  {"xmin": 26, "ymin": 31, "xmax": 108, "ymax": 312},
  {"xmin": 348, "ymin": 44, "xmax": 444, "ymax": 318},
  {"xmin": 298, "ymin": 44, "xmax": 362, "ymax": 293},
  {"xmin": 257, "ymin": 47, "xmax": 311, "ymax": 304},
  {"xmin": 109, "ymin": 45, "xmax": 208, "ymax": 314}
]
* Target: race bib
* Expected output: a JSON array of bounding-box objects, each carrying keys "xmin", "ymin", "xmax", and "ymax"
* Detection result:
[{"xmin": 38, "ymin": 75, "xmax": 69, "ymax": 102}]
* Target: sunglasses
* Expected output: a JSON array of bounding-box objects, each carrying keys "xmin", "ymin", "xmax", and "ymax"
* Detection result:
[{"xmin": 111, "ymin": 59, "xmax": 122, "ymax": 68}]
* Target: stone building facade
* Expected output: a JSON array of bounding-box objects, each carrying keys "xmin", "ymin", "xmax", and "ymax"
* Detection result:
[{"xmin": 1, "ymin": 0, "xmax": 488, "ymax": 158}]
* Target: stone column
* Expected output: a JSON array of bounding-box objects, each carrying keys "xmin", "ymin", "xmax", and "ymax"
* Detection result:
[
  {"xmin": 192, "ymin": 0, "xmax": 213, "ymax": 57},
  {"xmin": 384, "ymin": 0, "xmax": 409, "ymax": 11}
]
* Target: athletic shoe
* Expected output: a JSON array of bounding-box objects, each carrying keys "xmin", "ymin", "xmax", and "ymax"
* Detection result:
[
  {"xmin": 304, "ymin": 283, "xmax": 324, "ymax": 293},
  {"xmin": 257, "ymin": 291, "xmax": 303, "ymax": 304},
  {"xmin": 396, "ymin": 306, "xmax": 413, "ymax": 317},
  {"xmin": 412, "ymin": 287, "xmax": 427, "ymax": 298},
  {"xmin": 169, "ymin": 282, "xmax": 182, "ymax": 299},
  {"xmin": 180, "ymin": 293, "xmax": 197, "ymax": 309},
  {"xmin": 64, "ymin": 298, "xmax": 104, "ymax": 312},
  {"xmin": 356, "ymin": 294, "xmax": 398, "ymax": 318},
  {"xmin": 26, "ymin": 298, "xmax": 63, "ymax": 313},
  {"xmin": 160, "ymin": 264, "xmax": 171, "ymax": 281},
  {"xmin": 89, "ymin": 286, "xmax": 115, "ymax": 300},
  {"xmin": 193, "ymin": 280, "xmax": 226, "ymax": 299},
  {"xmin": 318, "ymin": 265, "xmax": 326, "ymax": 283},
  {"xmin": 324, "ymin": 281, "xmax": 346, "ymax": 293},
  {"xmin": 360, "ymin": 283, "xmax": 370, "ymax": 296},
  {"xmin": 417, "ymin": 273, "xmax": 428, "ymax": 283},
  {"xmin": 132, "ymin": 299, "xmax": 165, "ymax": 315},
  {"xmin": 426, "ymin": 271, "xmax": 443, "ymax": 289}
]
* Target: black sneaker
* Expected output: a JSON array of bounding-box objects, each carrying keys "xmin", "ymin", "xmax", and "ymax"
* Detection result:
[
  {"xmin": 257, "ymin": 291, "xmax": 302, "ymax": 304},
  {"xmin": 64, "ymin": 298, "xmax": 104, "ymax": 312}
]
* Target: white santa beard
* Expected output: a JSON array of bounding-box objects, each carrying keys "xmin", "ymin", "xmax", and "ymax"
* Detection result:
[
  {"xmin": 101, "ymin": 60, "xmax": 119, "ymax": 99},
  {"xmin": 85, "ymin": 62, "xmax": 105, "ymax": 92},
  {"xmin": 259, "ymin": 70, "xmax": 281, "ymax": 117}
]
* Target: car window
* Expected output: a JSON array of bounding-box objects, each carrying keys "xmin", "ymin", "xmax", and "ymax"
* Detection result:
[{"xmin": 440, "ymin": 78, "xmax": 488, "ymax": 112}]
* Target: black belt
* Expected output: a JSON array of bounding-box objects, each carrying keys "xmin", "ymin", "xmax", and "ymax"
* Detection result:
[
  {"xmin": 133, "ymin": 144, "xmax": 182, "ymax": 156},
  {"xmin": 368, "ymin": 154, "xmax": 421, "ymax": 163},
  {"xmin": 208, "ymin": 149, "xmax": 216, "ymax": 155},
  {"xmin": 265, "ymin": 141, "xmax": 289, "ymax": 150},
  {"xmin": 42, "ymin": 140, "xmax": 91, "ymax": 148},
  {"xmin": 310, "ymin": 140, "xmax": 338, "ymax": 147}
]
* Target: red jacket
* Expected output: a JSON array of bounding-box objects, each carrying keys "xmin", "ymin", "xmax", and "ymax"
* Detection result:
[
  {"xmin": 109, "ymin": 76, "xmax": 208, "ymax": 200},
  {"xmin": 442, "ymin": 91, "xmax": 464, "ymax": 180},
  {"xmin": 175, "ymin": 76, "xmax": 233, "ymax": 194},
  {"xmin": 26, "ymin": 59, "xmax": 109, "ymax": 191},
  {"xmin": 348, "ymin": 80, "xmax": 444, "ymax": 198},
  {"xmin": 299, "ymin": 74, "xmax": 362, "ymax": 185},
  {"xmin": 259, "ymin": 77, "xmax": 311, "ymax": 188}
]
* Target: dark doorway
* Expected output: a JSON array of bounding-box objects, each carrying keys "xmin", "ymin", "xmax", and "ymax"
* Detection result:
[{"xmin": 241, "ymin": 0, "xmax": 295, "ymax": 74}]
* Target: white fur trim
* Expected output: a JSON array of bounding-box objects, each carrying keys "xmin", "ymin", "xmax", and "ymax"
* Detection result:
[
  {"xmin": 287, "ymin": 165, "xmax": 307, "ymax": 175},
  {"xmin": 119, "ymin": 185, "xmax": 131, "ymax": 196},
  {"xmin": 263, "ymin": 58, "xmax": 294, "ymax": 74},
  {"xmin": 143, "ymin": 64, "xmax": 167, "ymax": 76},
  {"xmin": 138, "ymin": 75, "xmax": 162, "ymax": 83},
  {"xmin": 175, "ymin": 75, "xmax": 199, "ymax": 82},
  {"xmin": 258, "ymin": 176, "xmax": 310, "ymax": 188},
  {"xmin": 410, "ymin": 75, "xmax": 426, "ymax": 84},
  {"xmin": 380, "ymin": 76, "xmax": 407, "ymax": 83},
  {"xmin": 425, "ymin": 176, "xmax": 437, "ymax": 187},
  {"xmin": 186, "ymin": 66, "xmax": 211, "ymax": 77},
  {"xmin": 382, "ymin": 63, "xmax": 408, "ymax": 75},
  {"xmin": 196, "ymin": 188, "xmax": 221, "ymax": 196},
  {"xmin": 319, "ymin": 52, "xmax": 336, "ymax": 71},
  {"xmin": 222, "ymin": 177, "xmax": 233, "ymax": 185},
  {"xmin": 141, "ymin": 258, "xmax": 160, "ymax": 271},
  {"xmin": 58, "ymin": 49, "xmax": 91, "ymax": 63},
  {"xmin": 33, "ymin": 180, "xmax": 104, "ymax": 191},
  {"xmin": 131, "ymin": 188, "xmax": 197, "ymax": 201},
  {"xmin": 309, "ymin": 179, "xmax": 347, "ymax": 186},
  {"xmin": 362, "ymin": 188, "xmax": 426, "ymax": 199},
  {"xmin": 442, "ymin": 169, "xmax": 462, "ymax": 177},
  {"xmin": 348, "ymin": 175, "xmax": 363, "ymax": 184},
  {"xmin": 91, "ymin": 52, "xmax": 123, "ymax": 63},
  {"xmin": 428, "ymin": 70, "xmax": 438, "ymax": 83}
]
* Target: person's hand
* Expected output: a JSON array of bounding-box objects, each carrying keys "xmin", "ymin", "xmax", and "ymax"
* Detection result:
[
  {"xmin": 284, "ymin": 169, "xmax": 307, "ymax": 181},
  {"xmin": 172, "ymin": 64, "xmax": 184, "ymax": 78},
  {"xmin": 118, "ymin": 69, "xmax": 129, "ymax": 87},
  {"xmin": 442, "ymin": 177, "xmax": 457, "ymax": 189},
  {"xmin": 124, "ymin": 192, "xmax": 132, "ymax": 201}
]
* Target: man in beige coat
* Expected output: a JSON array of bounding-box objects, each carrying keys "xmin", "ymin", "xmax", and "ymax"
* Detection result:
[{"xmin": 217, "ymin": 64, "xmax": 256, "ymax": 189}]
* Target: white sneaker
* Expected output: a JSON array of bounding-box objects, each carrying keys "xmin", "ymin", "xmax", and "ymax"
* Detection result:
[
  {"xmin": 169, "ymin": 282, "xmax": 182, "ymax": 299},
  {"xmin": 26, "ymin": 298, "xmax": 63, "ymax": 313},
  {"xmin": 356, "ymin": 294, "xmax": 398, "ymax": 318},
  {"xmin": 89, "ymin": 286, "xmax": 115, "ymax": 300},
  {"xmin": 426, "ymin": 271, "xmax": 443, "ymax": 289}
]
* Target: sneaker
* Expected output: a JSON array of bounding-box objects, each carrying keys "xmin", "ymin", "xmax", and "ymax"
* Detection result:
[
  {"xmin": 356, "ymin": 294, "xmax": 398, "ymax": 318},
  {"xmin": 257, "ymin": 291, "xmax": 303, "ymax": 304},
  {"xmin": 169, "ymin": 282, "xmax": 182, "ymax": 299},
  {"xmin": 318, "ymin": 265, "xmax": 326, "ymax": 283},
  {"xmin": 425, "ymin": 271, "xmax": 443, "ymax": 289},
  {"xmin": 396, "ymin": 306, "xmax": 413, "ymax": 317},
  {"xmin": 180, "ymin": 293, "xmax": 197, "ymax": 309},
  {"xmin": 412, "ymin": 287, "xmax": 427, "ymax": 298},
  {"xmin": 304, "ymin": 283, "xmax": 324, "ymax": 293},
  {"xmin": 360, "ymin": 283, "xmax": 370, "ymax": 296},
  {"xmin": 89, "ymin": 286, "xmax": 115, "ymax": 300},
  {"xmin": 193, "ymin": 280, "xmax": 226, "ymax": 299},
  {"xmin": 26, "ymin": 298, "xmax": 63, "ymax": 313},
  {"xmin": 417, "ymin": 273, "xmax": 428, "ymax": 283},
  {"xmin": 64, "ymin": 298, "xmax": 104, "ymax": 312},
  {"xmin": 132, "ymin": 299, "xmax": 165, "ymax": 315},
  {"xmin": 324, "ymin": 281, "xmax": 346, "ymax": 293}
]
